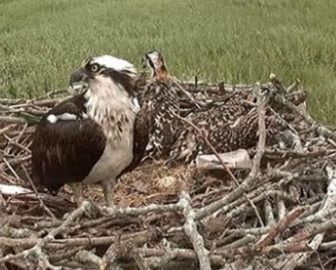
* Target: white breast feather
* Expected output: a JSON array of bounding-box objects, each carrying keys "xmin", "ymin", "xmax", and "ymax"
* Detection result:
[{"xmin": 83, "ymin": 75, "xmax": 137, "ymax": 184}]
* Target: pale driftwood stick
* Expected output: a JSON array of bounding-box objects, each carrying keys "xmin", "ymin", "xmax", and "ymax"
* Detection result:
[
  {"xmin": 0, "ymin": 116, "xmax": 27, "ymax": 124},
  {"xmin": 20, "ymin": 163, "xmax": 56, "ymax": 219},
  {"xmin": 286, "ymin": 78, "xmax": 301, "ymax": 92},
  {"xmin": 49, "ymin": 247, "xmax": 83, "ymax": 262},
  {"xmin": 14, "ymin": 122, "xmax": 28, "ymax": 143},
  {"xmin": 180, "ymin": 192, "xmax": 211, "ymax": 270},
  {"xmin": 264, "ymin": 149, "xmax": 335, "ymax": 159},
  {"xmin": 296, "ymin": 200, "xmax": 322, "ymax": 219},
  {"xmin": 195, "ymin": 98, "xmax": 267, "ymax": 220},
  {"xmin": 319, "ymin": 240, "xmax": 336, "ymax": 250},
  {"xmin": 0, "ymin": 124, "xmax": 17, "ymax": 136},
  {"xmin": 2, "ymin": 157, "xmax": 20, "ymax": 179},
  {"xmin": 0, "ymin": 230, "xmax": 153, "ymax": 250},
  {"xmin": 46, "ymin": 201, "xmax": 89, "ymax": 239},
  {"xmin": 132, "ymin": 249, "xmax": 150, "ymax": 270},
  {"xmin": 264, "ymin": 200, "xmax": 275, "ymax": 226},
  {"xmin": 75, "ymin": 250, "xmax": 103, "ymax": 268},
  {"xmin": 293, "ymin": 206, "xmax": 336, "ymax": 228},
  {"xmin": 139, "ymin": 247, "xmax": 226, "ymax": 266},
  {"xmin": 99, "ymin": 235, "xmax": 121, "ymax": 270},
  {"xmin": 276, "ymin": 198, "xmax": 287, "ymax": 222},
  {"xmin": 224, "ymin": 234, "xmax": 256, "ymax": 249},
  {"xmin": 224, "ymin": 227, "xmax": 270, "ymax": 238},
  {"xmin": 245, "ymin": 196, "xmax": 265, "ymax": 227},
  {"xmin": 101, "ymin": 201, "xmax": 183, "ymax": 217}
]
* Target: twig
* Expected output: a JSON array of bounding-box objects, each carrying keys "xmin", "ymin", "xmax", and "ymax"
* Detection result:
[
  {"xmin": 180, "ymin": 191, "xmax": 212, "ymax": 270},
  {"xmin": 20, "ymin": 163, "xmax": 56, "ymax": 219}
]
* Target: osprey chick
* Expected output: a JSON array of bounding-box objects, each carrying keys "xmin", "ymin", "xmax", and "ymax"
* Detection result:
[
  {"xmin": 31, "ymin": 55, "xmax": 139, "ymax": 206},
  {"xmin": 141, "ymin": 50, "xmax": 181, "ymax": 160}
]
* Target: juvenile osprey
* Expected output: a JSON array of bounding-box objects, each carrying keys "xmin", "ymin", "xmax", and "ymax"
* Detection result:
[
  {"xmin": 168, "ymin": 101, "xmax": 288, "ymax": 164},
  {"xmin": 139, "ymin": 51, "xmax": 289, "ymax": 164},
  {"xmin": 141, "ymin": 50, "xmax": 181, "ymax": 160},
  {"xmin": 140, "ymin": 50, "xmax": 259, "ymax": 164},
  {"xmin": 31, "ymin": 55, "xmax": 141, "ymax": 206}
]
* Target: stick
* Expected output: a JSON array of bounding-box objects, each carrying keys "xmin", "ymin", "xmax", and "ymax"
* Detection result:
[
  {"xmin": 20, "ymin": 163, "xmax": 56, "ymax": 219},
  {"xmin": 180, "ymin": 192, "xmax": 212, "ymax": 270}
]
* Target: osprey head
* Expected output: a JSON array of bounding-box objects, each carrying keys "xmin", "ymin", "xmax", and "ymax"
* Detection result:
[
  {"xmin": 69, "ymin": 55, "xmax": 138, "ymax": 96},
  {"xmin": 143, "ymin": 50, "xmax": 168, "ymax": 80}
]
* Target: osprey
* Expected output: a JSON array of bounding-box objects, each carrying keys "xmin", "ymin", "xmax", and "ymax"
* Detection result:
[
  {"xmin": 31, "ymin": 55, "xmax": 141, "ymax": 206},
  {"xmin": 140, "ymin": 50, "xmax": 259, "ymax": 164},
  {"xmin": 168, "ymin": 100, "xmax": 290, "ymax": 164},
  {"xmin": 141, "ymin": 50, "xmax": 181, "ymax": 160},
  {"xmin": 139, "ymin": 51, "xmax": 289, "ymax": 164}
]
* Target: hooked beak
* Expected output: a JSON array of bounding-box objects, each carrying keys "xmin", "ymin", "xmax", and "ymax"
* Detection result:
[
  {"xmin": 69, "ymin": 69, "xmax": 88, "ymax": 87},
  {"xmin": 68, "ymin": 69, "xmax": 89, "ymax": 95}
]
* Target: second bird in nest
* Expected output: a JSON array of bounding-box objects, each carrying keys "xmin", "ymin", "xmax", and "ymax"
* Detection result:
[{"xmin": 141, "ymin": 50, "xmax": 290, "ymax": 165}]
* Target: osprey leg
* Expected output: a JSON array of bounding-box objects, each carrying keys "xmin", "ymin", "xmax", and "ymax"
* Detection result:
[
  {"xmin": 70, "ymin": 182, "xmax": 83, "ymax": 206},
  {"xmin": 102, "ymin": 181, "xmax": 115, "ymax": 207}
]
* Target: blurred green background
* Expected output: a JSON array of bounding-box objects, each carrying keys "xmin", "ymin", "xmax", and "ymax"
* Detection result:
[{"xmin": 0, "ymin": 0, "xmax": 335, "ymax": 124}]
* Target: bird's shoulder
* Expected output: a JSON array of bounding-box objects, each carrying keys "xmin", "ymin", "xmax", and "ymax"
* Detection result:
[
  {"xmin": 42, "ymin": 93, "xmax": 87, "ymax": 121},
  {"xmin": 31, "ymin": 93, "xmax": 107, "ymax": 192}
]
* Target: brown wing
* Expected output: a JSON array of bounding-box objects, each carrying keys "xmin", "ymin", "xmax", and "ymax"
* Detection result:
[
  {"xmin": 119, "ymin": 107, "xmax": 149, "ymax": 175},
  {"xmin": 31, "ymin": 94, "xmax": 106, "ymax": 193}
]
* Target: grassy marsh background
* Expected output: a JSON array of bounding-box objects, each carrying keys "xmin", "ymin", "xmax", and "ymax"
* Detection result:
[{"xmin": 0, "ymin": 0, "xmax": 335, "ymax": 124}]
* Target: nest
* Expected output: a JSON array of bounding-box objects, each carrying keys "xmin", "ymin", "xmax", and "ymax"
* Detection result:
[{"xmin": 1, "ymin": 75, "xmax": 336, "ymax": 270}]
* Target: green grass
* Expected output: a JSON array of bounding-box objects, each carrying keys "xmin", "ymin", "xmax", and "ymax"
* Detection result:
[{"xmin": 0, "ymin": 0, "xmax": 336, "ymax": 124}]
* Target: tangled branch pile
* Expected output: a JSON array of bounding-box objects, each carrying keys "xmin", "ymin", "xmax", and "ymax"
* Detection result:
[{"xmin": 1, "ymin": 75, "xmax": 336, "ymax": 269}]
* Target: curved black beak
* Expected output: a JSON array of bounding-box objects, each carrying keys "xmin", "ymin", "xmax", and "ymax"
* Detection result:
[{"xmin": 69, "ymin": 69, "xmax": 88, "ymax": 87}]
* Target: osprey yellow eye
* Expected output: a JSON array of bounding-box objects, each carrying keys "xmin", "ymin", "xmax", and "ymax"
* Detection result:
[{"xmin": 90, "ymin": 64, "xmax": 99, "ymax": 72}]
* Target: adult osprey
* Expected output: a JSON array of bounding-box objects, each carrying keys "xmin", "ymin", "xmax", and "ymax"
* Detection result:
[{"xmin": 31, "ymin": 55, "xmax": 143, "ymax": 206}]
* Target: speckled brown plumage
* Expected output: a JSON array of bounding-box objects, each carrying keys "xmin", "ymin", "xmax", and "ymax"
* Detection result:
[
  {"xmin": 139, "ymin": 51, "xmax": 289, "ymax": 166},
  {"xmin": 142, "ymin": 77, "xmax": 180, "ymax": 159},
  {"xmin": 140, "ymin": 51, "xmax": 181, "ymax": 160},
  {"xmin": 168, "ymin": 106, "xmax": 287, "ymax": 164}
]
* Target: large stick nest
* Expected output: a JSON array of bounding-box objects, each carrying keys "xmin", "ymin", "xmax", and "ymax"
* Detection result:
[{"xmin": 1, "ymin": 75, "xmax": 336, "ymax": 270}]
